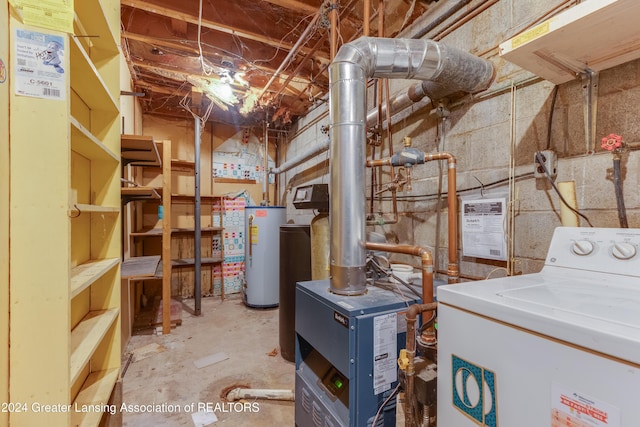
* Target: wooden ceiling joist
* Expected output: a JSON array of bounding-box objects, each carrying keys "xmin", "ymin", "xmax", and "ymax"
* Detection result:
[
  {"xmin": 170, "ymin": 18, "xmax": 188, "ymax": 36},
  {"xmin": 261, "ymin": 0, "xmax": 319, "ymax": 14},
  {"xmin": 121, "ymin": 0, "xmax": 329, "ymax": 63},
  {"xmin": 131, "ymin": 60, "xmax": 324, "ymax": 96},
  {"xmin": 122, "ymin": 31, "xmax": 318, "ymax": 83}
]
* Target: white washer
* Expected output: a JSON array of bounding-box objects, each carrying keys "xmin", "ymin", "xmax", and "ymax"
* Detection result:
[{"xmin": 437, "ymin": 227, "xmax": 640, "ymax": 427}]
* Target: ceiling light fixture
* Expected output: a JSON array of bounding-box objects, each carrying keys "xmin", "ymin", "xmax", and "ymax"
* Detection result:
[{"xmin": 216, "ymin": 82, "xmax": 233, "ymax": 99}]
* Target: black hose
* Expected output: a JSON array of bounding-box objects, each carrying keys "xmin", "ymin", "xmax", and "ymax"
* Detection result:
[
  {"xmin": 535, "ymin": 152, "xmax": 594, "ymax": 227},
  {"xmin": 546, "ymin": 86, "xmax": 559, "ymax": 150},
  {"xmin": 613, "ymin": 157, "xmax": 629, "ymax": 228}
]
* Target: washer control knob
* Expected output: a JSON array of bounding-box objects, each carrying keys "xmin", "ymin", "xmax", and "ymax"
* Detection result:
[
  {"xmin": 571, "ymin": 240, "xmax": 594, "ymax": 256},
  {"xmin": 612, "ymin": 242, "xmax": 637, "ymax": 260}
]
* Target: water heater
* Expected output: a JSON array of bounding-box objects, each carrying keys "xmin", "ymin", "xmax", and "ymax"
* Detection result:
[{"xmin": 244, "ymin": 206, "xmax": 286, "ymax": 307}]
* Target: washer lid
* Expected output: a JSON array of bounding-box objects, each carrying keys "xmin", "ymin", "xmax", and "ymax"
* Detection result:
[
  {"xmin": 497, "ymin": 280, "xmax": 640, "ymax": 328},
  {"xmin": 438, "ymin": 268, "xmax": 640, "ymax": 365}
]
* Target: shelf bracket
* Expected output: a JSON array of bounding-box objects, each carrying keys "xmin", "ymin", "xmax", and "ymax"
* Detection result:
[{"xmin": 581, "ymin": 69, "xmax": 599, "ymax": 154}]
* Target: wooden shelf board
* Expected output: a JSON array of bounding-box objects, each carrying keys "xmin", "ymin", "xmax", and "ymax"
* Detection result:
[
  {"xmin": 69, "ymin": 36, "xmax": 118, "ymax": 114},
  {"xmin": 71, "ymin": 258, "xmax": 120, "ymax": 299},
  {"xmin": 121, "ymin": 255, "xmax": 161, "ymax": 279},
  {"xmin": 499, "ymin": 0, "xmax": 640, "ymax": 84},
  {"xmin": 157, "ymin": 259, "xmax": 220, "ymax": 276},
  {"xmin": 121, "ymin": 134, "xmax": 161, "ymax": 167},
  {"xmin": 171, "ymin": 194, "xmax": 220, "ymax": 202},
  {"xmin": 70, "ymin": 204, "xmax": 120, "ymax": 214},
  {"xmin": 213, "ymin": 177, "xmax": 257, "ymax": 184},
  {"xmin": 131, "ymin": 227, "xmax": 222, "ymax": 237},
  {"xmin": 71, "ymin": 368, "xmax": 120, "ymax": 427},
  {"xmin": 70, "ymin": 117, "xmax": 119, "ymax": 162},
  {"xmin": 172, "ymin": 227, "xmax": 223, "ymax": 234},
  {"xmin": 171, "ymin": 257, "xmax": 224, "ymax": 267},
  {"xmin": 121, "ymin": 186, "xmax": 161, "ymax": 203},
  {"xmin": 70, "ymin": 308, "xmax": 119, "ymax": 385},
  {"xmin": 130, "ymin": 228, "xmax": 163, "ymax": 237},
  {"xmin": 171, "ymin": 159, "xmax": 195, "ymax": 169}
]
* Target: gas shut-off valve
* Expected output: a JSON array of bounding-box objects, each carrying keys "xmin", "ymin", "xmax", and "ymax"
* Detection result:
[{"xmin": 390, "ymin": 137, "xmax": 426, "ymax": 192}]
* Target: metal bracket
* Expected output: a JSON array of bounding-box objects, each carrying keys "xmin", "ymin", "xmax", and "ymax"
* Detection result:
[{"xmin": 581, "ymin": 69, "xmax": 599, "ymax": 154}]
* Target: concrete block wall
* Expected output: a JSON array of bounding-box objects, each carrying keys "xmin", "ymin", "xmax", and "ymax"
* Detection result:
[{"xmin": 280, "ymin": 0, "xmax": 640, "ymax": 281}]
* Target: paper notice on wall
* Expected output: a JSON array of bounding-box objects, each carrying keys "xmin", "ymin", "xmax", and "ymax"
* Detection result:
[
  {"xmin": 9, "ymin": 0, "xmax": 74, "ymax": 34},
  {"xmin": 461, "ymin": 196, "xmax": 507, "ymax": 261},
  {"xmin": 373, "ymin": 312, "xmax": 397, "ymax": 395},
  {"xmin": 551, "ymin": 383, "xmax": 620, "ymax": 427},
  {"xmin": 14, "ymin": 29, "xmax": 66, "ymax": 100}
]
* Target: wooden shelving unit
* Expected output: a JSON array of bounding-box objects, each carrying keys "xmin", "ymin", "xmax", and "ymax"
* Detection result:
[
  {"xmin": 121, "ymin": 136, "xmax": 173, "ymax": 336},
  {"xmin": 168, "ymin": 158, "xmax": 226, "ymax": 301},
  {"xmin": 5, "ymin": 1, "xmax": 122, "ymax": 425}
]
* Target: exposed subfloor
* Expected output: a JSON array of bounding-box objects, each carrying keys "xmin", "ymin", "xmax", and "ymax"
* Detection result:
[{"xmin": 122, "ymin": 294, "xmax": 295, "ymax": 426}]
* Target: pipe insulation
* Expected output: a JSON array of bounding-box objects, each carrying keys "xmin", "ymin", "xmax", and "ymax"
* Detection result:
[
  {"xmin": 226, "ymin": 388, "xmax": 295, "ymax": 402},
  {"xmin": 270, "ymin": 137, "xmax": 330, "ymax": 174},
  {"xmin": 329, "ymin": 37, "xmax": 493, "ymax": 295},
  {"xmin": 558, "ymin": 181, "xmax": 579, "ymax": 227}
]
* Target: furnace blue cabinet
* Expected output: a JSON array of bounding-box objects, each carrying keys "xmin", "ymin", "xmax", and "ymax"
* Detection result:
[{"xmin": 295, "ymin": 280, "xmax": 420, "ymax": 427}]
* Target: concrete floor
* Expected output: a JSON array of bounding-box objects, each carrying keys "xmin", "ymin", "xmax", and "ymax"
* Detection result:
[{"xmin": 122, "ymin": 294, "xmax": 295, "ymax": 426}]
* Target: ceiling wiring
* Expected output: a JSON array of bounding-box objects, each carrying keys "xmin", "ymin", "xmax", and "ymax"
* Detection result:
[{"xmin": 197, "ymin": 0, "xmax": 214, "ymax": 76}]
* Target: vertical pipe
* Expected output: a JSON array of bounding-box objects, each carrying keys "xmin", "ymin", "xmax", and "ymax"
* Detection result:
[
  {"xmin": 613, "ymin": 157, "xmax": 628, "ymax": 228},
  {"xmin": 446, "ymin": 158, "xmax": 459, "ymax": 283},
  {"xmin": 162, "ymin": 140, "xmax": 173, "ymax": 333},
  {"xmin": 363, "ymin": 0, "xmax": 370, "ymax": 36},
  {"xmin": 263, "ymin": 120, "xmax": 269, "ymax": 204},
  {"xmin": 194, "ymin": 118, "xmax": 202, "ymax": 315},
  {"xmin": 378, "ymin": 0, "xmax": 384, "ymax": 37},
  {"xmin": 329, "ymin": 37, "xmax": 493, "ymax": 293},
  {"xmin": 330, "ymin": 1, "xmax": 339, "ymax": 60},
  {"xmin": 423, "ymin": 152, "xmax": 459, "ymax": 283},
  {"xmin": 329, "ymin": 58, "xmax": 367, "ymax": 294},
  {"xmin": 404, "ymin": 302, "xmax": 438, "ymax": 427}
]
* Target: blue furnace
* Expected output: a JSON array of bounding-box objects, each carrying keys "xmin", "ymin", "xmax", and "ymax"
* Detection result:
[{"xmin": 295, "ymin": 279, "xmax": 421, "ymax": 427}]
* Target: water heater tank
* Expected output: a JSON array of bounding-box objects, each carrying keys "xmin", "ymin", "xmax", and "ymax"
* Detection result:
[{"xmin": 244, "ymin": 206, "xmax": 286, "ymax": 307}]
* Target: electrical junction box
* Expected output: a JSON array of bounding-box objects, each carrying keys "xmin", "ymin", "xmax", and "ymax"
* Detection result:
[{"xmin": 534, "ymin": 150, "xmax": 557, "ymax": 179}]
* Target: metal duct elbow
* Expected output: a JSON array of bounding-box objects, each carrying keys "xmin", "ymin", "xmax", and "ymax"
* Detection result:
[
  {"xmin": 329, "ymin": 37, "xmax": 494, "ymax": 296},
  {"xmin": 335, "ymin": 37, "xmax": 494, "ymax": 84}
]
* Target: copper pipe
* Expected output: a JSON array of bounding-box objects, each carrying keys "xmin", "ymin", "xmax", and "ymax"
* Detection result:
[
  {"xmin": 365, "ymin": 187, "xmax": 399, "ymax": 225},
  {"xmin": 378, "ymin": 0, "xmax": 384, "ymax": 37},
  {"xmin": 366, "ymin": 158, "xmax": 391, "ymax": 167},
  {"xmin": 363, "ymin": 0, "xmax": 370, "ymax": 36},
  {"xmin": 364, "ymin": 242, "xmax": 434, "ymax": 315},
  {"xmin": 330, "ymin": 2, "xmax": 339, "ymax": 60},
  {"xmin": 405, "ymin": 302, "xmax": 438, "ymax": 427},
  {"xmin": 376, "ymin": 0, "xmax": 385, "ymax": 213},
  {"xmin": 425, "ymin": 152, "xmax": 459, "ymax": 283},
  {"xmin": 383, "ymin": 79, "xmax": 398, "ymax": 223},
  {"xmin": 366, "ymin": 152, "xmax": 460, "ymax": 284}
]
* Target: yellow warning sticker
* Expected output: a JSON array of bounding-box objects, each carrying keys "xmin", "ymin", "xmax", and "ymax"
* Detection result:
[
  {"xmin": 511, "ymin": 21, "xmax": 550, "ymax": 49},
  {"xmin": 250, "ymin": 225, "xmax": 258, "ymax": 244}
]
